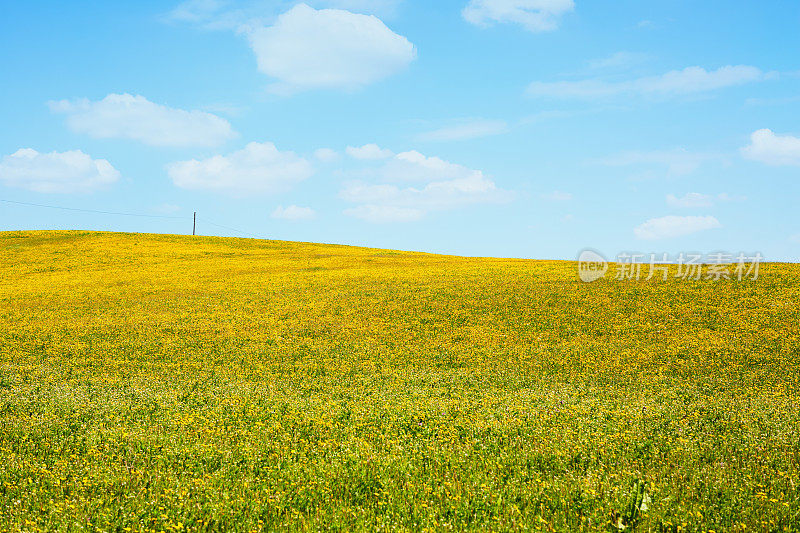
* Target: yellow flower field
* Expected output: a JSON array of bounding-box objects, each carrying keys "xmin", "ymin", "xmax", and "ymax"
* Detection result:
[{"xmin": 1, "ymin": 230, "xmax": 798, "ymax": 531}]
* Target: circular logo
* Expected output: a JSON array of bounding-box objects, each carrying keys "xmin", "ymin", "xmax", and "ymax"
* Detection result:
[{"xmin": 577, "ymin": 249, "xmax": 608, "ymax": 283}]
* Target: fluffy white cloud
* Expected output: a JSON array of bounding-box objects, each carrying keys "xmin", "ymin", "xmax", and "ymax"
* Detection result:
[
  {"xmin": 271, "ymin": 205, "xmax": 317, "ymax": 220},
  {"xmin": 339, "ymin": 150, "xmax": 509, "ymax": 222},
  {"xmin": 634, "ymin": 215, "xmax": 721, "ymax": 240},
  {"xmin": 167, "ymin": 142, "xmax": 313, "ymax": 196},
  {"xmin": 528, "ymin": 66, "xmax": 767, "ymax": 99},
  {"xmin": 314, "ymin": 148, "xmax": 340, "ymax": 162},
  {"xmin": 741, "ymin": 129, "xmax": 800, "ymax": 166},
  {"xmin": 346, "ymin": 144, "xmax": 394, "ymax": 160},
  {"xmin": 415, "ymin": 120, "xmax": 509, "ymax": 142},
  {"xmin": 245, "ymin": 4, "xmax": 415, "ymax": 94},
  {"xmin": 666, "ymin": 192, "xmax": 714, "ymax": 208},
  {"xmin": 463, "ymin": 0, "xmax": 574, "ymax": 32},
  {"xmin": 49, "ymin": 94, "xmax": 236, "ymax": 148},
  {"xmin": 343, "ymin": 204, "xmax": 423, "ymax": 223},
  {"xmin": 0, "ymin": 148, "xmax": 120, "ymax": 193}
]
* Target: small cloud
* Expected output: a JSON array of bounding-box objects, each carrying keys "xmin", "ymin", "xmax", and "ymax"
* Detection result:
[
  {"xmin": 561, "ymin": 213, "xmax": 574, "ymax": 222},
  {"xmin": 343, "ymin": 204, "xmax": 423, "ymax": 223},
  {"xmin": 49, "ymin": 93, "xmax": 236, "ymax": 148},
  {"xmin": 528, "ymin": 65, "xmax": 768, "ymax": 100},
  {"xmin": 314, "ymin": 148, "xmax": 340, "ymax": 162},
  {"xmin": 415, "ymin": 119, "xmax": 508, "ymax": 142},
  {"xmin": 667, "ymin": 192, "xmax": 744, "ymax": 208},
  {"xmin": 462, "ymin": 0, "xmax": 574, "ymax": 32},
  {"xmin": 634, "ymin": 215, "xmax": 721, "ymax": 240},
  {"xmin": 167, "ymin": 141, "xmax": 313, "ymax": 196},
  {"xmin": 666, "ymin": 192, "xmax": 714, "ymax": 208},
  {"xmin": 271, "ymin": 205, "xmax": 316, "ymax": 220},
  {"xmin": 541, "ymin": 190, "xmax": 572, "ymax": 201},
  {"xmin": 0, "ymin": 148, "xmax": 120, "ymax": 193},
  {"xmin": 637, "ymin": 19, "xmax": 653, "ymax": 28},
  {"xmin": 346, "ymin": 143, "xmax": 394, "ymax": 160},
  {"xmin": 741, "ymin": 128, "xmax": 800, "ymax": 166}
]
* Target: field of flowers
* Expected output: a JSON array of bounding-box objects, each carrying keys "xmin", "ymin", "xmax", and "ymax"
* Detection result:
[{"xmin": 0, "ymin": 230, "xmax": 798, "ymax": 531}]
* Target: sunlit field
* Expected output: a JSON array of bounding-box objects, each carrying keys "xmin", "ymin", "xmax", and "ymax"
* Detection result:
[{"xmin": 1, "ymin": 230, "xmax": 798, "ymax": 531}]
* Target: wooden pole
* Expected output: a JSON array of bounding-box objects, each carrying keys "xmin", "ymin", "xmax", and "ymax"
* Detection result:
[{"xmin": 193, "ymin": 212, "xmax": 196, "ymax": 235}]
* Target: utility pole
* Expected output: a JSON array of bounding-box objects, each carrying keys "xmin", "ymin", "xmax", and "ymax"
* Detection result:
[{"xmin": 193, "ymin": 212, "xmax": 196, "ymax": 236}]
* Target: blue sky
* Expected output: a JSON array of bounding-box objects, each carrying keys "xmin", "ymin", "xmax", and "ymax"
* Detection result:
[{"xmin": 1, "ymin": 0, "xmax": 799, "ymax": 260}]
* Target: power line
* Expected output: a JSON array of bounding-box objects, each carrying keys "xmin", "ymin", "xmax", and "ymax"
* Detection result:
[
  {"xmin": 196, "ymin": 217, "xmax": 262, "ymax": 239},
  {"xmin": 0, "ymin": 198, "xmax": 189, "ymax": 219}
]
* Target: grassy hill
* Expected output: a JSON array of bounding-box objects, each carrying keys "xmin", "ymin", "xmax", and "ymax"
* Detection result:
[{"xmin": 1, "ymin": 231, "xmax": 798, "ymax": 531}]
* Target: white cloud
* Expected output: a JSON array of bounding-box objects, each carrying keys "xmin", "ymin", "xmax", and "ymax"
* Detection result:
[
  {"xmin": 245, "ymin": 4, "xmax": 415, "ymax": 94},
  {"xmin": 528, "ymin": 65, "xmax": 767, "ymax": 99},
  {"xmin": 346, "ymin": 143, "xmax": 394, "ymax": 160},
  {"xmin": 415, "ymin": 119, "xmax": 509, "ymax": 142},
  {"xmin": 271, "ymin": 205, "xmax": 317, "ymax": 220},
  {"xmin": 340, "ymin": 150, "xmax": 510, "ymax": 222},
  {"xmin": 666, "ymin": 192, "xmax": 714, "ymax": 208},
  {"xmin": 541, "ymin": 190, "xmax": 572, "ymax": 201},
  {"xmin": 741, "ymin": 129, "xmax": 800, "ymax": 166},
  {"xmin": 666, "ymin": 192, "xmax": 744, "ymax": 208},
  {"xmin": 167, "ymin": 141, "xmax": 313, "ymax": 196},
  {"xmin": 49, "ymin": 94, "xmax": 236, "ymax": 147},
  {"xmin": 375, "ymin": 150, "xmax": 487, "ymax": 182},
  {"xmin": 0, "ymin": 148, "xmax": 120, "ymax": 193},
  {"xmin": 314, "ymin": 148, "xmax": 340, "ymax": 162},
  {"xmin": 634, "ymin": 215, "xmax": 721, "ymax": 240},
  {"xmin": 463, "ymin": 0, "xmax": 574, "ymax": 32},
  {"xmin": 599, "ymin": 148, "xmax": 718, "ymax": 177},
  {"xmin": 343, "ymin": 204, "xmax": 423, "ymax": 223}
]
